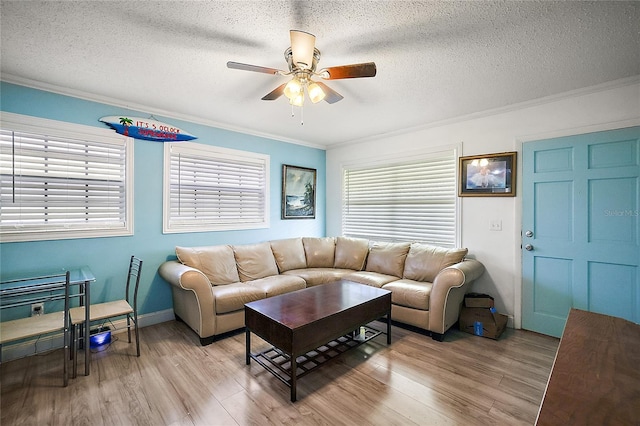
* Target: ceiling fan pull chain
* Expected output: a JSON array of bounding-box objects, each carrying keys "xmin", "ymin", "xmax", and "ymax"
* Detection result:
[{"xmin": 301, "ymin": 105, "xmax": 304, "ymax": 125}]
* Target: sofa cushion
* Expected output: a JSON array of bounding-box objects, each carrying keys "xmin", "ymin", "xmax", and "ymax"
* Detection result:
[
  {"xmin": 303, "ymin": 237, "xmax": 336, "ymax": 268},
  {"xmin": 403, "ymin": 243, "xmax": 468, "ymax": 282},
  {"xmin": 233, "ymin": 242, "xmax": 279, "ymax": 282},
  {"xmin": 334, "ymin": 237, "xmax": 369, "ymax": 270},
  {"xmin": 365, "ymin": 242, "xmax": 411, "ymax": 278},
  {"xmin": 246, "ymin": 275, "xmax": 306, "ymax": 298},
  {"xmin": 382, "ymin": 279, "xmax": 433, "ymax": 310},
  {"xmin": 283, "ymin": 268, "xmax": 354, "ymax": 286},
  {"xmin": 175, "ymin": 245, "xmax": 240, "ymax": 285},
  {"xmin": 270, "ymin": 238, "xmax": 307, "ymax": 272},
  {"xmin": 343, "ymin": 271, "xmax": 399, "ymax": 288},
  {"xmin": 210, "ymin": 283, "xmax": 265, "ymax": 314}
]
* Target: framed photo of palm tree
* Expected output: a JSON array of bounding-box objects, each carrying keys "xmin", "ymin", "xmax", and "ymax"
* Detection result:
[{"xmin": 282, "ymin": 164, "xmax": 316, "ymax": 219}]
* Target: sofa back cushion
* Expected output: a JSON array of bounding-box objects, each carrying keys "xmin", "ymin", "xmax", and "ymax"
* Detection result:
[
  {"xmin": 403, "ymin": 243, "xmax": 468, "ymax": 282},
  {"xmin": 303, "ymin": 237, "xmax": 336, "ymax": 268},
  {"xmin": 334, "ymin": 237, "xmax": 369, "ymax": 270},
  {"xmin": 365, "ymin": 242, "xmax": 411, "ymax": 278},
  {"xmin": 175, "ymin": 245, "xmax": 240, "ymax": 285},
  {"xmin": 233, "ymin": 242, "xmax": 280, "ymax": 281},
  {"xmin": 270, "ymin": 238, "xmax": 307, "ymax": 272}
]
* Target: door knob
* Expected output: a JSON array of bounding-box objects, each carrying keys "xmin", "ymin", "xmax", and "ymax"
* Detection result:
[
  {"xmin": 525, "ymin": 244, "xmax": 534, "ymax": 251},
  {"xmin": 525, "ymin": 230, "xmax": 533, "ymax": 238}
]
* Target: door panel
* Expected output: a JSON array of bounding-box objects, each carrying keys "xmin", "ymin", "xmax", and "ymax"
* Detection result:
[
  {"xmin": 535, "ymin": 181, "xmax": 573, "ymax": 241},
  {"xmin": 589, "ymin": 262, "xmax": 638, "ymax": 322},
  {"xmin": 589, "ymin": 177, "xmax": 637, "ymax": 245},
  {"xmin": 533, "ymin": 257, "xmax": 573, "ymax": 317},
  {"xmin": 522, "ymin": 127, "xmax": 640, "ymax": 337},
  {"xmin": 534, "ymin": 147, "xmax": 573, "ymax": 173}
]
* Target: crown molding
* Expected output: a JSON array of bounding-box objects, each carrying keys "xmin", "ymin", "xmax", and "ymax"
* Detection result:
[
  {"xmin": 329, "ymin": 75, "xmax": 640, "ymax": 150},
  {"xmin": 0, "ymin": 74, "xmax": 327, "ymax": 151}
]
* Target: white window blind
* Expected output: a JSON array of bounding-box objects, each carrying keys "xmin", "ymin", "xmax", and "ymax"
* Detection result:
[
  {"xmin": 164, "ymin": 142, "xmax": 269, "ymax": 233},
  {"xmin": 342, "ymin": 150, "xmax": 457, "ymax": 247},
  {"xmin": 0, "ymin": 115, "xmax": 132, "ymax": 242}
]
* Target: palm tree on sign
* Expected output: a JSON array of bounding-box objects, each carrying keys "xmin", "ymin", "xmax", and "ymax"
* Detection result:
[{"xmin": 119, "ymin": 117, "xmax": 133, "ymax": 136}]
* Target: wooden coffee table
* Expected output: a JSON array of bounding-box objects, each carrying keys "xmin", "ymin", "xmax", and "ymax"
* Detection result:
[{"xmin": 244, "ymin": 280, "xmax": 392, "ymax": 401}]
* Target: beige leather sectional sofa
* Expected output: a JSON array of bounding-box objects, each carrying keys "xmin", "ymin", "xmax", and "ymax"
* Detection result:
[{"xmin": 158, "ymin": 237, "xmax": 485, "ymax": 345}]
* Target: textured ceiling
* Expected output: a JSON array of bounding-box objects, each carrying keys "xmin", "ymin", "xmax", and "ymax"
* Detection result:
[{"xmin": 1, "ymin": 1, "xmax": 639, "ymax": 148}]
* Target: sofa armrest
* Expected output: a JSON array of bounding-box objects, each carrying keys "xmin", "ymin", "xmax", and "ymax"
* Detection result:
[
  {"xmin": 159, "ymin": 260, "xmax": 216, "ymax": 338},
  {"xmin": 429, "ymin": 259, "xmax": 485, "ymax": 334},
  {"xmin": 159, "ymin": 260, "xmax": 213, "ymax": 296}
]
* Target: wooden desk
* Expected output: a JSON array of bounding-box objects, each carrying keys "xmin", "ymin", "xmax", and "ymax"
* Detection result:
[{"xmin": 536, "ymin": 308, "xmax": 640, "ymax": 425}]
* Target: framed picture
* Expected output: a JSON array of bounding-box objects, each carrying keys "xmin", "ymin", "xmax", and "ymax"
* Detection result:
[
  {"xmin": 459, "ymin": 152, "xmax": 517, "ymax": 197},
  {"xmin": 282, "ymin": 164, "xmax": 316, "ymax": 219}
]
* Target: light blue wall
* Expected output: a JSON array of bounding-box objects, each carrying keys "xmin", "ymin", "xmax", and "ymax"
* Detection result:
[{"xmin": 0, "ymin": 82, "xmax": 326, "ymax": 318}]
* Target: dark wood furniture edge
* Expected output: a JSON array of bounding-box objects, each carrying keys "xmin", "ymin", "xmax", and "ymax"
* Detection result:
[{"xmin": 535, "ymin": 308, "xmax": 640, "ymax": 425}]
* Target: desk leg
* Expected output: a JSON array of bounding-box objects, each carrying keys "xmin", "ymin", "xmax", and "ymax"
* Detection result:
[
  {"xmin": 84, "ymin": 280, "xmax": 90, "ymax": 376},
  {"xmin": 63, "ymin": 277, "xmax": 70, "ymax": 387},
  {"xmin": 245, "ymin": 329, "xmax": 251, "ymax": 365},
  {"xmin": 290, "ymin": 355, "xmax": 297, "ymax": 402}
]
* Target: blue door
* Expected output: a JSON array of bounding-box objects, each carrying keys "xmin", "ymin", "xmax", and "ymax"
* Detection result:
[{"xmin": 522, "ymin": 127, "xmax": 640, "ymax": 337}]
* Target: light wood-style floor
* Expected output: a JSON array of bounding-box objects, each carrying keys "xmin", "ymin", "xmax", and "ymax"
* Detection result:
[{"xmin": 1, "ymin": 320, "xmax": 558, "ymax": 425}]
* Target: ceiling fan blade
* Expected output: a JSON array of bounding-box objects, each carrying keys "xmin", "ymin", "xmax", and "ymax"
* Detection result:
[
  {"xmin": 314, "ymin": 81, "xmax": 344, "ymax": 104},
  {"xmin": 290, "ymin": 30, "xmax": 316, "ymax": 69},
  {"xmin": 320, "ymin": 62, "xmax": 377, "ymax": 79},
  {"xmin": 261, "ymin": 83, "xmax": 286, "ymax": 101},
  {"xmin": 227, "ymin": 61, "xmax": 282, "ymax": 75}
]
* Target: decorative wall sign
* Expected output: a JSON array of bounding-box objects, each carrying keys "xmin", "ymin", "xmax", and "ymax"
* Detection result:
[
  {"xmin": 459, "ymin": 152, "xmax": 517, "ymax": 197},
  {"xmin": 99, "ymin": 116, "xmax": 197, "ymax": 142},
  {"xmin": 282, "ymin": 164, "xmax": 316, "ymax": 219}
]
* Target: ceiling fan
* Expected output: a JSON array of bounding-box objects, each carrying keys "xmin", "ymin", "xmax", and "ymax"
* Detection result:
[{"xmin": 227, "ymin": 30, "xmax": 377, "ymax": 107}]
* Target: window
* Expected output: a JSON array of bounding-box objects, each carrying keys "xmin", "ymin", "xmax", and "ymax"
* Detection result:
[
  {"xmin": 342, "ymin": 148, "xmax": 458, "ymax": 247},
  {"xmin": 163, "ymin": 142, "xmax": 269, "ymax": 233},
  {"xmin": 0, "ymin": 113, "xmax": 133, "ymax": 242}
]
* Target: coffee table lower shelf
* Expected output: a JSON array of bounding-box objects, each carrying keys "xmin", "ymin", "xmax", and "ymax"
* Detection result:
[{"xmin": 247, "ymin": 324, "xmax": 385, "ymax": 399}]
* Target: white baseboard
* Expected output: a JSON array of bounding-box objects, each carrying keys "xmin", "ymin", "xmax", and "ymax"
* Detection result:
[{"xmin": 1, "ymin": 309, "xmax": 175, "ymax": 363}]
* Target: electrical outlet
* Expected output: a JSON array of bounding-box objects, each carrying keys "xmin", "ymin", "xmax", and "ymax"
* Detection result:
[{"xmin": 31, "ymin": 303, "xmax": 44, "ymax": 317}]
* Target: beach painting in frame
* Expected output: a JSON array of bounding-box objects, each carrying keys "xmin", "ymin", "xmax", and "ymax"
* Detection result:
[{"xmin": 282, "ymin": 164, "xmax": 316, "ymax": 219}]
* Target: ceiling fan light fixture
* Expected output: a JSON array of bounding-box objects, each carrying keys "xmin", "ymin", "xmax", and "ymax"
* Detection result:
[
  {"xmin": 307, "ymin": 81, "xmax": 326, "ymax": 103},
  {"xmin": 283, "ymin": 78, "xmax": 302, "ymax": 100},
  {"xmin": 290, "ymin": 30, "xmax": 315, "ymax": 69},
  {"xmin": 289, "ymin": 92, "xmax": 304, "ymax": 107}
]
